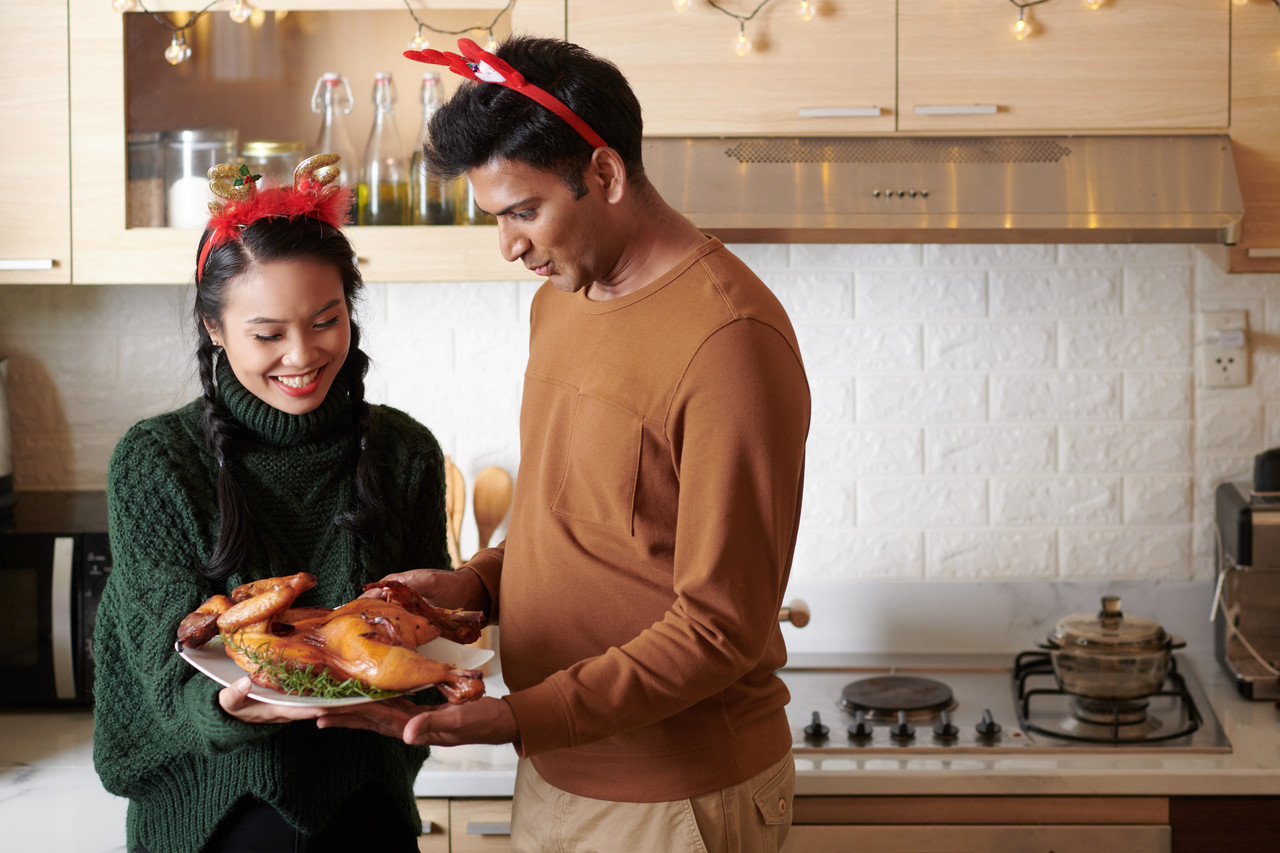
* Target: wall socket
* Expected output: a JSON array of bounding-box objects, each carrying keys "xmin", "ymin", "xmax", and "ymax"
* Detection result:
[{"xmin": 1195, "ymin": 310, "xmax": 1249, "ymax": 388}]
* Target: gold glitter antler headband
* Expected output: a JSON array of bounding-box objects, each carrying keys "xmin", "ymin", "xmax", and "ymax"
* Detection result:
[{"xmin": 197, "ymin": 153, "xmax": 350, "ymax": 283}]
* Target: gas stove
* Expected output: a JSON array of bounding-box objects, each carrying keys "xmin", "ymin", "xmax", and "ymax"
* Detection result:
[{"xmin": 780, "ymin": 652, "xmax": 1231, "ymax": 755}]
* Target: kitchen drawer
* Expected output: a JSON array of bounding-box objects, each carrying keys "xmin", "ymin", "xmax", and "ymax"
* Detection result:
[
  {"xmin": 783, "ymin": 825, "xmax": 1170, "ymax": 853},
  {"xmin": 450, "ymin": 798, "xmax": 513, "ymax": 852}
]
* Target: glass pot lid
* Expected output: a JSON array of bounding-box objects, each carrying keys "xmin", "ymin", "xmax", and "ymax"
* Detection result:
[{"xmin": 1049, "ymin": 596, "xmax": 1170, "ymax": 652}]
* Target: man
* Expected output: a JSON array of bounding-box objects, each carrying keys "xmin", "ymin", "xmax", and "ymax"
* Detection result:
[{"xmin": 322, "ymin": 35, "xmax": 810, "ymax": 853}]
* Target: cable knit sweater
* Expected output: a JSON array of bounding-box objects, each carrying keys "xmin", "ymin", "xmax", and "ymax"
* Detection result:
[{"xmin": 93, "ymin": 360, "xmax": 449, "ymax": 853}]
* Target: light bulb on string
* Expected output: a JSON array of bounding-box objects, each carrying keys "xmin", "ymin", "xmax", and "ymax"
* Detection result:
[
  {"xmin": 1013, "ymin": 9, "xmax": 1031, "ymax": 40},
  {"xmin": 408, "ymin": 26, "xmax": 428, "ymax": 51},
  {"xmin": 229, "ymin": 1, "xmax": 252, "ymax": 24},
  {"xmin": 111, "ymin": 0, "xmax": 137, "ymax": 12},
  {"xmin": 485, "ymin": 32, "xmax": 500, "ymax": 53},
  {"xmin": 1231, "ymin": 0, "xmax": 1250, "ymax": 6},
  {"xmin": 734, "ymin": 23, "xmax": 751, "ymax": 57},
  {"xmin": 798, "ymin": 0, "xmax": 815, "ymax": 21},
  {"xmin": 673, "ymin": 0, "xmax": 692, "ymax": 11},
  {"xmin": 1084, "ymin": 0, "xmax": 1104, "ymax": 8},
  {"xmin": 164, "ymin": 32, "xmax": 191, "ymax": 65}
]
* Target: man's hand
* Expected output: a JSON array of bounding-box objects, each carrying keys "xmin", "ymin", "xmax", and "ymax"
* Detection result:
[
  {"xmin": 317, "ymin": 695, "xmax": 519, "ymax": 747},
  {"xmin": 218, "ymin": 677, "xmax": 326, "ymax": 724},
  {"xmin": 361, "ymin": 568, "xmax": 491, "ymax": 614}
]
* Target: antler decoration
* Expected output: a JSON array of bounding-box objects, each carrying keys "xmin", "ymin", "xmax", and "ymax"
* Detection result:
[
  {"xmin": 197, "ymin": 153, "xmax": 353, "ymax": 283},
  {"xmin": 404, "ymin": 38, "xmax": 607, "ymax": 150}
]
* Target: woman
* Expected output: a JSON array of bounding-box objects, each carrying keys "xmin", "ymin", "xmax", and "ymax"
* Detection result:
[{"xmin": 92, "ymin": 156, "xmax": 448, "ymax": 853}]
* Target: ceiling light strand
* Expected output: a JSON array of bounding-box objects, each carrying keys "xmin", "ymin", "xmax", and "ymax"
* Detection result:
[{"xmin": 400, "ymin": 0, "xmax": 516, "ymax": 54}]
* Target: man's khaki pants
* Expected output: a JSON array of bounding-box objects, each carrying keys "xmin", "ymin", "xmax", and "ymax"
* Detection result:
[{"xmin": 510, "ymin": 751, "xmax": 795, "ymax": 853}]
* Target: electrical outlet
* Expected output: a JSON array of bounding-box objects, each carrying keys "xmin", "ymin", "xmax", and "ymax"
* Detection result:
[{"xmin": 1195, "ymin": 310, "xmax": 1249, "ymax": 388}]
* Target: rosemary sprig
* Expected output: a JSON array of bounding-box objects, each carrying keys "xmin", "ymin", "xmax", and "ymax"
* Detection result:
[{"xmin": 222, "ymin": 632, "xmax": 399, "ymax": 701}]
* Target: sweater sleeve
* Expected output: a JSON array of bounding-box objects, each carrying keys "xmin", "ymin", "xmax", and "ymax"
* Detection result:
[
  {"xmin": 504, "ymin": 318, "xmax": 810, "ymax": 755},
  {"xmin": 93, "ymin": 422, "xmax": 278, "ymax": 797}
]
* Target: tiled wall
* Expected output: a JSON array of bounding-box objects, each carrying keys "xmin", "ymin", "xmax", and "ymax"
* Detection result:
[{"xmin": 3, "ymin": 243, "xmax": 1278, "ymax": 582}]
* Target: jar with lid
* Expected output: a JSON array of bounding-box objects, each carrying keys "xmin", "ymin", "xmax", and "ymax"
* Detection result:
[
  {"xmin": 241, "ymin": 140, "xmax": 305, "ymax": 188},
  {"xmin": 127, "ymin": 132, "xmax": 166, "ymax": 228},
  {"xmin": 165, "ymin": 128, "xmax": 237, "ymax": 229}
]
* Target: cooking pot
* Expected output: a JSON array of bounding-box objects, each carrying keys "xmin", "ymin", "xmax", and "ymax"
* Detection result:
[{"xmin": 1040, "ymin": 595, "xmax": 1185, "ymax": 700}]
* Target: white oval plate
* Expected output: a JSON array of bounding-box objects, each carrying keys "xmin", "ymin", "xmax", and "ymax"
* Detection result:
[{"xmin": 177, "ymin": 635, "xmax": 493, "ymax": 707}]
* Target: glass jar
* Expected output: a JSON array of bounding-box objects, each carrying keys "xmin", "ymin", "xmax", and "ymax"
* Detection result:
[
  {"xmin": 126, "ymin": 132, "xmax": 166, "ymax": 228},
  {"xmin": 241, "ymin": 140, "xmax": 306, "ymax": 188},
  {"xmin": 165, "ymin": 128, "xmax": 237, "ymax": 229}
]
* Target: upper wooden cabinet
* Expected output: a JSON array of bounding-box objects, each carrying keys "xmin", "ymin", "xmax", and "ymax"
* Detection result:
[
  {"xmin": 1, "ymin": 0, "xmax": 71, "ymax": 284},
  {"xmin": 897, "ymin": 0, "xmax": 1229, "ymax": 133},
  {"xmin": 66, "ymin": 0, "xmax": 553, "ymax": 284},
  {"xmin": 565, "ymin": 0, "xmax": 897, "ymax": 136}
]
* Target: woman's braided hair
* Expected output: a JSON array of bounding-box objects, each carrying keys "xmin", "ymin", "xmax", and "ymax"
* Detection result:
[{"xmin": 193, "ymin": 215, "xmax": 384, "ymax": 581}]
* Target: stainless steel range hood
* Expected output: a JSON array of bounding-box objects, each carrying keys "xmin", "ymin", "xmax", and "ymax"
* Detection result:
[{"xmin": 642, "ymin": 135, "xmax": 1243, "ymax": 245}]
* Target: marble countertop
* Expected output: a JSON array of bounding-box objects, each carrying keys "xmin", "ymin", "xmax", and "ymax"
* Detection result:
[{"xmin": 4, "ymin": 655, "xmax": 1277, "ymax": 851}]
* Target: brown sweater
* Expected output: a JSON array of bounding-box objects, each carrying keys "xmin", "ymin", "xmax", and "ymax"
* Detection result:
[{"xmin": 468, "ymin": 238, "xmax": 810, "ymax": 802}]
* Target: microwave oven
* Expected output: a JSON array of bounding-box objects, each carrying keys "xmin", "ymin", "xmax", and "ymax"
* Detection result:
[{"xmin": 0, "ymin": 491, "xmax": 111, "ymax": 706}]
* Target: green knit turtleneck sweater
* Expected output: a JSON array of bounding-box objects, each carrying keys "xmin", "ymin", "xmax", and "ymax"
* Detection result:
[{"xmin": 93, "ymin": 359, "xmax": 450, "ymax": 853}]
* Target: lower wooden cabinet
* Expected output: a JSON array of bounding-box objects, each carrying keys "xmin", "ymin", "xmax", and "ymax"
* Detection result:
[{"xmin": 417, "ymin": 798, "xmax": 513, "ymax": 852}]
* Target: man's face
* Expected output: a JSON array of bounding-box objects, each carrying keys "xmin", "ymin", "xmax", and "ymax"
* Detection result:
[{"xmin": 467, "ymin": 158, "xmax": 614, "ymax": 296}]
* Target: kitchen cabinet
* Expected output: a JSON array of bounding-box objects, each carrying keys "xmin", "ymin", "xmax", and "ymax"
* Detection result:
[
  {"xmin": 417, "ymin": 798, "xmax": 512, "ymax": 852},
  {"xmin": 565, "ymin": 0, "xmax": 897, "ymax": 136},
  {"xmin": 897, "ymin": 0, "xmax": 1229, "ymax": 133},
  {"xmin": 564, "ymin": 1, "xmax": 1227, "ymax": 138},
  {"xmin": 64, "ymin": 0, "xmax": 558, "ymax": 284},
  {"xmin": 1218, "ymin": 0, "xmax": 1280, "ymax": 273},
  {"xmin": 1, "ymin": 0, "xmax": 71, "ymax": 284},
  {"xmin": 1170, "ymin": 796, "xmax": 1276, "ymax": 852}
]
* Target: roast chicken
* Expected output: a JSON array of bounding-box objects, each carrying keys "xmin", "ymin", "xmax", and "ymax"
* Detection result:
[{"xmin": 177, "ymin": 572, "xmax": 486, "ymax": 703}]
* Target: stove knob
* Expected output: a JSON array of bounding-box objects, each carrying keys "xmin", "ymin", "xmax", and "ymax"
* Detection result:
[
  {"xmin": 975, "ymin": 708, "xmax": 1002, "ymax": 740},
  {"xmin": 803, "ymin": 711, "xmax": 830, "ymax": 741},
  {"xmin": 847, "ymin": 711, "xmax": 874, "ymax": 741},
  {"xmin": 932, "ymin": 710, "xmax": 959, "ymax": 741},
  {"xmin": 889, "ymin": 710, "xmax": 916, "ymax": 741}
]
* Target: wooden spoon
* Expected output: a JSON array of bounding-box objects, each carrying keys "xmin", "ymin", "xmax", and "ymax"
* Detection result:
[
  {"xmin": 443, "ymin": 456, "xmax": 465, "ymax": 568},
  {"xmin": 472, "ymin": 466, "xmax": 514, "ymax": 552}
]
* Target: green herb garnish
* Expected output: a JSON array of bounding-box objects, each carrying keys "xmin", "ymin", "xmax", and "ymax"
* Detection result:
[{"xmin": 222, "ymin": 632, "xmax": 399, "ymax": 700}]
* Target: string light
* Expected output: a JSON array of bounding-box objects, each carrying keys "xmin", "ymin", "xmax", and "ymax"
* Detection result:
[
  {"xmin": 798, "ymin": 0, "xmax": 815, "ymax": 21},
  {"xmin": 229, "ymin": 1, "xmax": 252, "ymax": 24},
  {"xmin": 734, "ymin": 21, "xmax": 751, "ymax": 56},
  {"xmin": 706, "ymin": 1, "xmax": 781, "ymax": 57},
  {"xmin": 674, "ymin": 0, "xmax": 692, "ymax": 11},
  {"xmin": 399, "ymin": 0, "xmax": 516, "ymax": 58},
  {"xmin": 164, "ymin": 31, "xmax": 191, "ymax": 65},
  {"xmin": 111, "ymin": 0, "xmax": 137, "ymax": 11},
  {"xmin": 122, "ymin": 1, "xmax": 230, "ymax": 67},
  {"xmin": 1008, "ymin": 0, "xmax": 1050, "ymax": 39}
]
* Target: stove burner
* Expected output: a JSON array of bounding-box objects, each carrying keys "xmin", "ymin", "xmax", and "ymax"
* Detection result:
[
  {"xmin": 840, "ymin": 675, "xmax": 956, "ymax": 723},
  {"xmin": 1073, "ymin": 695, "xmax": 1150, "ymax": 726}
]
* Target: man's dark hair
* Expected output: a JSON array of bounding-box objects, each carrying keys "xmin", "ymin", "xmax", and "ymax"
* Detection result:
[{"xmin": 425, "ymin": 36, "xmax": 644, "ymax": 198}]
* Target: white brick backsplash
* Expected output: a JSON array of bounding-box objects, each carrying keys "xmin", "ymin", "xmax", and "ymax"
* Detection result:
[
  {"xmin": 989, "ymin": 269, "xmax": 1121, "ymax": 317},
  {"xmin": 1124, "ymin": 476, "xmax": 1193, "ymax": 524},
  {"xmin": 790, "ymin": 243, "xmax": 923, "ymax": 269},
  {"xmin": 856, "ymin": 271, "xmax": 986, "ymax": 319},
  {"xmin": 3, "ymin": 241, "xmax": 1277, "ymax": 585},
  {"xmin": 858, "ymin": 478, "xmax": 988, "ymax": 527},
  {"xmin": 1125, "ymin": 371, "xmax": 1192, "ymax": 421},
  {"xmin": 927, "ymin": 425, "xmax": 1056, "ymax": 475},
  {"xmin": 1061, "ymin": 318, "xmax": 1190, "ymax": 369},
  {"xmin": 991, "ymin": 372, "xmax": 1121, "ymax": 422},
  {"xmin": 765, "ymin": 272, "xmax": 853, "ymax": 321},
  {"xmin": 797, "ymin": 323, "xmax": 922, "ymax": 373},
  {"xmin": 1059, "ymin": 527, "xmax": 1192, "ymax": 579},
  {"xmin": 1060, "ymin": 423, "xmax": 1192, "ymax": 472},
  {"xmin": 992, "ymin": 476, "xmax": 1121, "ymax": 526},
  {"xmin": 793, "ymin": 529, "xmax": 924, "ymax": 580},
  {"xmin": 927, "ymin": 321, "xmax": 1055, "ymax": 371},
  {"xmin": 1195, "ymin": 401, "xmax": 1264, "ymax": 452},
  {"xmin": 807, "ymin": 426, "xmax": 922, "ymax": 478},
  {"xmin": 1124, "ymin": 266, "xmax": 1193, "ymax": 315},
  {"xmin": 858, "ymin": 374, "xmax": 986, "ymax": 423},
  {"xmin": 927, "ymin": 530, "xmax": 1058, "ymax": 579},
  {"xmin": 924, "ymin": 244, "xmax": 1057, "ymax": 267}
]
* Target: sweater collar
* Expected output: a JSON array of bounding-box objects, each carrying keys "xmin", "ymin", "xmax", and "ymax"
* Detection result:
[{"xmin": 217, "ymin": 356, "xmax": 352, "ymax": 447}]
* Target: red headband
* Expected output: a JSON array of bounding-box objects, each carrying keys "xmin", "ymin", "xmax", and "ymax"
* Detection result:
[
  {"xmin": 404, "ymin": 38, "xmax": 608, "ymax": 150},
  {"xmin": 197, "ymin": 153, "xmax": 352, "ymax": 284}
]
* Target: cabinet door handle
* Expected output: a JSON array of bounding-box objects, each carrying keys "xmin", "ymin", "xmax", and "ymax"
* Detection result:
[
  {"xmin": 1247, "ymin": 248, "xmax": 1280, "ymax": 258},
  {"xmin": 797, "ymin": 107, "xmax": 883, "ymax": 118},
  {"xmin": 0, "ymin": 259, "xmax": 56, "ymax": 270},
  {"xmin": 466, "ymin": 821, "xmax": 512, "ymax": 836},
  {"xmin": 51, "ymin": 537, "xmax": 77, "ymax": 700},
  {"xmin": 913, "ymin": 104, "xmax": 999, "ymax": 115}
]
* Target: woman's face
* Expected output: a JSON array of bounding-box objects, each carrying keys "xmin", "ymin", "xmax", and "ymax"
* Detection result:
[{"xmin": 205, "ymin": 258, "xmax": 351, "ymax": 416}]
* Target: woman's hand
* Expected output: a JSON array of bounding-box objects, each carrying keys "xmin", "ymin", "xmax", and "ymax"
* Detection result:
[
  {"xmin": 218, "ymin": 677, "xmax": 326, "ymax": 724},
  {"xmin": 362, "ymin": 568, "xmax": 490, "ymax": 613},
  {"xmin": 318, "ymin": 695, "xmax": 518, "ymax": 747}
]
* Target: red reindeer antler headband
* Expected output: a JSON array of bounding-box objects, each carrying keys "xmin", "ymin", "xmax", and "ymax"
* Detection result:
[
  {"xmin": 197, "ymin": 153, "xmax": 352, "ymax": 283},
  {"xmin": 404, "ymin": 38, "xmax": 607, "ymax": 150}
]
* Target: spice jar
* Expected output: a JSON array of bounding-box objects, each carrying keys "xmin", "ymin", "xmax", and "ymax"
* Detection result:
[{"xmin": 126, "ymin": 132, "xmax": 166, "ymax": 228}]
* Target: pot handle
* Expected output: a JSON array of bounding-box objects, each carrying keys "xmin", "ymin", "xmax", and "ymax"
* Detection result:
[
  {"xmin": 1169, "ymin": 634, "xmax": 1186, "ymax": 650},
  {"xmin": 1038, "ymin": 638, "xmax": 1060, "ymax": 650}
]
